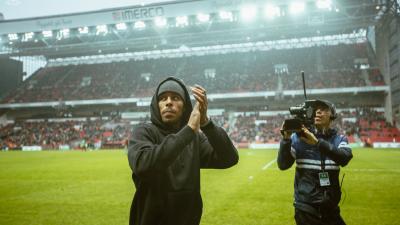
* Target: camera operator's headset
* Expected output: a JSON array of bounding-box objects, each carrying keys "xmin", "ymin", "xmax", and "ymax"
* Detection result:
[{"xmin": 315, "ymin": 99, "xmax": 337, "ymax": 121}]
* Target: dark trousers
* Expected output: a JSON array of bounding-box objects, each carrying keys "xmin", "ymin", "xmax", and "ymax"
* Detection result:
[{"xmin": 295, "ymin": 207, "xmax": 346, "ymax": 225}]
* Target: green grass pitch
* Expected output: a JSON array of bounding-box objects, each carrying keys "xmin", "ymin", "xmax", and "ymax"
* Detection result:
[{"xmin": 0, "ymin": 148, "xmax": 399, "ymax": 225}]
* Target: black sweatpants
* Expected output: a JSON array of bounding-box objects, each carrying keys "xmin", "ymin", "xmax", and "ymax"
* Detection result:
[{"xmin": 295, "ymin": 207, "xmax": 346, "ymax": 225}]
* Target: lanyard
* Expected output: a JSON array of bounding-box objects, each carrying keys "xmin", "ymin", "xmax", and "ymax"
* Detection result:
[{"xmin": 320, "ymin": 152, "xmax": 325, "ymax": 172}]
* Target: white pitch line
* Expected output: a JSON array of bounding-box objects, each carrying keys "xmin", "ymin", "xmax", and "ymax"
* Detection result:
[{"xmin": 262, "ymin": 159, "xmax": 277, "ymax": 170}]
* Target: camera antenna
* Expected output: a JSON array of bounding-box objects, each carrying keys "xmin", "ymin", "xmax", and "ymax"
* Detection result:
[{"xmin": 301, "ymin": 71, "xmax": 307, "ymax": 100}]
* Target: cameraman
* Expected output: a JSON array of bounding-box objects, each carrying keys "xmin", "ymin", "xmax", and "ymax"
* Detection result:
[{"xmin": 277, "ymin": 100, "xmax": 353, "ymax": 225}]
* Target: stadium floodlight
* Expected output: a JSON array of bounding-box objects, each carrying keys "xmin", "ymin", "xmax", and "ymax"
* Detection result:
[
  {"xmin": 264, "ymin": 4, "xmax": 281, "ymax": 19},
  {"xmin": 57, "ymin": 28, "xmax": 70, "ymax": 40},
  {"xmin": 116, "ymin": 23, "xmax": 127, "ymax": 30},
  {"xmin": 22, "ymin": 32, "xmax": 34, "ymax": 42},
  {"xmin": 8, "ymin": 33, "xmax": 18, "ymax": 41},
  {"xmin": 78, "ymin": 26, "xmax": 89, "ymax": 34},
  {"xmin": 219, "ymin": 10, "xmax": 233, "ymax": 21},
  {"xmin": 42, "ymin": 30, "xmax": 53, "ymax": 38},
  {"xmin": 240, "ymin": 5, "xmax": 257, "ymax": 22},
  {"xmin": 154, "ymin": 17, "xmax": 167, "ymax": 27},
  {"xmin": 289, "ymin": 2, "xmax": 305, "ymax": 14},
  {"xmin": 134, "ymin": 21, "xmax": 146, "ymax": 29},
  {"xmin": 197, "ymin": 13, "xmax": 210, "ymax": 23},
  {"xmin": 96, "ymin": 25, "xmax": 108, "ymax": 35},
  {"xmin": 316, "ymin": 0, "xmax": 332, "ymax": 9},
  {"xmin": 176, "ymin": 16, "xmax": 189, "ymax": 27}
]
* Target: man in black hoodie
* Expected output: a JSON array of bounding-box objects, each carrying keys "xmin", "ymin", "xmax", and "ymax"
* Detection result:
[{"xmin": 128, "ymin": 77, "xmax": 239, "ymax": 225}]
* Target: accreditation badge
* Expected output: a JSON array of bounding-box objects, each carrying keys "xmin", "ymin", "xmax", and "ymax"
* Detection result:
[{"xmin": 318, "ymin": 172, "xmax": 331, "ymax": 186}]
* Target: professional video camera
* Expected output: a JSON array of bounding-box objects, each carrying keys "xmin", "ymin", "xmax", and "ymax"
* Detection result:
[
  {"xmin": 283, "ymin": 99, "xmax": 319, "ymax": 132},
  {"xmin": 281, "ymin": 71, "xmax": 330, "ymax": 134}
]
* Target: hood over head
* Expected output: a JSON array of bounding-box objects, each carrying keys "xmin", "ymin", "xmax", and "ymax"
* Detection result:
[
  {"xmin": 150, "ymin": 77, "xmax": 192, "ymax": 132},
  {"xmin": 157, "ymin": 79, "xmax": 186, "ymax": 103}
]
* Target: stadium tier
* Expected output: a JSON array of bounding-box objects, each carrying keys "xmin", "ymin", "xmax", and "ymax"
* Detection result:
[
  {"xmin": 1, "ymin": 108, "xmax": 399, "ymax": 150},
  {"xmin": 3, "ymin": 43, "xmax": 384, "ymax": 103},
  {"xmin": 0, "ymin": 118, "xmax": 131, "ymax": 150}
]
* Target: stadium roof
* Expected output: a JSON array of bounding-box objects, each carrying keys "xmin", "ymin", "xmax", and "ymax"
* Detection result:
[
  {"xmin": 0, "ymin": 0, "xmax": 392, "ymax": 58},
  {"xmin": 1, "ymin": 0, "xmax": 165, "ymax": 20}
]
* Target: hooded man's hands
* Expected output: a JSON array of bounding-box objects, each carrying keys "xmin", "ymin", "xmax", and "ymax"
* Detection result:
[
  {"xmin": 191, "ymin": 85, "xmax": 209, "ymax": 126},
  {"xmin": 188, "ymin": 102, "xmax": 201, "ymax": 132},
  {"xmin": 188, "ymin": 85, "xmax": 209, "ymax": 132}
]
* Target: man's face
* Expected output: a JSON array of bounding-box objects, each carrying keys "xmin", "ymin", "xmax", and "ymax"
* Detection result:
[
  {"xmin": 314, "ymin": 105, "xmax": 332, "ymax": 129},
  {"xmin": 158, "ymin": 92, "xmax": 185, "ymax": 127}
]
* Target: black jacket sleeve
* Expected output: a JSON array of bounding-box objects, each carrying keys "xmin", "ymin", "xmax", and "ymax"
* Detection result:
[
  {"xmin": 198, "ymin": 120, "xmax": 239, "ymax": 169},
  {"xmin": 317, "ymin": 136, "xmax": 353, "ymax": 166},
  {"xmin": 127, "ymin": 125, "xmax": 195, "ymax": 177},
  {"xmin": 277, "ymin": 139, "xmax": 295, "ymax": 170}
]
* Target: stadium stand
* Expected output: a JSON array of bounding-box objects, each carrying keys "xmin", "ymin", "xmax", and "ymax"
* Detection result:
[
  {"xmin": 357, "ymin": 108, "xmax": 400, "ymax": 143},
  {"xmin": 0, "ymin": 118, "xmax": 131, "ymax": 150},
  {"xmin": 1, "ymin": 108, "xmax": 398, "ymax": 150},
  {"xmin": 1, "ymin": 38, "xmax": 396, "ymax": 150},
  {"xmin": 3, "ymin": 43, "xmax": 384, "ymax": 103},
  {"xmin": 228, "ymin": 108, "xmax": 399, "ymax": 146}
]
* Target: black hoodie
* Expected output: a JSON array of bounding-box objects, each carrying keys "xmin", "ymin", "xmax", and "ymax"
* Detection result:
[{"xmin": 128, "ymin": 77, "xmax": 239, "ymax": 225}]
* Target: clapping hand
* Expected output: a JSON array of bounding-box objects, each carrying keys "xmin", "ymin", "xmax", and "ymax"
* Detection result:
[{"xmin": 190, "ymin": 85, "xmax": 209, "ymax": 126}]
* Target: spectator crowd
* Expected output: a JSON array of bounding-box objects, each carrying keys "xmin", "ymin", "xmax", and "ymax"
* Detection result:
[
  {"xmin": 3, "ymin": 43, "xmax": 385, "ymax": 103},
  {"xmin": 1, "ymin": 108, "xmax": 398, "ymax": 150},
  {"xmin": 0, "ymin": 118, "xmax": 131, "ymax": 150}
]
